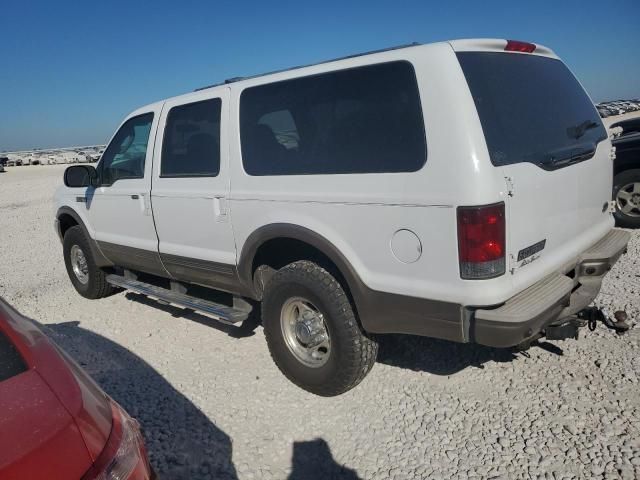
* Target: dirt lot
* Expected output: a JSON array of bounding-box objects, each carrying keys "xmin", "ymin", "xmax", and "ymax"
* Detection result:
[{"xmin": 1, "ymin": 164, "xmax": 639, "ymax": 479}]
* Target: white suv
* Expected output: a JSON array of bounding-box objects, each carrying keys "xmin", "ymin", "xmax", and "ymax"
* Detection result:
[{"xmin": 54, "ymin": 39, "xmax": 630, "ymax": 395}]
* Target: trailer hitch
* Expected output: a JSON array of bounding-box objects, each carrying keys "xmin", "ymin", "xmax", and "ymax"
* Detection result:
[
  {"xmin": 516, "ymin": 308, "xmax": 630, "ymax": 352},
  {"xmin": 577, "ymin": 307, "xmax": 630, "ymax": 334}
]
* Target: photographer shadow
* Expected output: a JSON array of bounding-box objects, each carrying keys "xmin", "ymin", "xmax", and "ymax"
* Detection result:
[{"xmin": 288, "ymin": 438, "xmax": 360, "ymax": 480}]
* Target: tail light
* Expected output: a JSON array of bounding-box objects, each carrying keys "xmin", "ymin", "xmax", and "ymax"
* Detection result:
[
  {"xmin": 505, "ymin": 40, "xmax": 536, "ymax": 53},
  {"xmin": 457, "ymin": 203, "xmax": 506, "ymax": 279},
  {"xmin": 82, "ymin": 401, "xmax": 151, "ymax": 480}
]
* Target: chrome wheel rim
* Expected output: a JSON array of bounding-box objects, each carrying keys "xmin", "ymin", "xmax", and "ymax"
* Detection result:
[
  {"xmin": 616, "ymin": 182, "xmax": 640, "ymax": 218},
  {"xmin": 280, "ymin": 297, "xmax": 331, "ymax": 368},
  {"xmin": 70, "ymin": 245, "xmax": 89, "ymax": 285}
]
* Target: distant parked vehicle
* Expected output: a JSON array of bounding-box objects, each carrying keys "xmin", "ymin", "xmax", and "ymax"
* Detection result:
[
  {"xmin": 0, "ymin": 297, "xmax": 155, "ymax": 480},
  {"xmin": 611, "ymin": 117, "xmax": 640, "ymax": 227},
  {"xmin": 597, "ymin": 99, "xmax": 640, "ymax": 118}
]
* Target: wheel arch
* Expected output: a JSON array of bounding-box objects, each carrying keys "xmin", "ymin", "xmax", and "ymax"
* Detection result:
[
  {"xmin": 56, "ymin": 207, "xmax": 82, "ymax": 239},
  {"xmin": 614, "ymin": 157, "xmax": 640, "ymax": 177},
  {"xmin": 56, "ymin": 206, "xmax": 112, "ymax": 267},
  {"xmin": 238, "ymin": 224, "xmax": 365, "ymax": 308}
]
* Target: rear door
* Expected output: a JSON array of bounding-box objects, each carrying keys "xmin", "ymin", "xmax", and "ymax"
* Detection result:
[
  {"xmin": 457, "ymin": 47, "xmax": 613, "ymax": 290},
  {"xmin": 151, "ymin": 88, "xmax": 239, "ymax": 292}
]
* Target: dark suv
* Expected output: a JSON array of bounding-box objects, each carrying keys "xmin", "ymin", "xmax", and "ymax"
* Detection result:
[{"xmin": 611, "ymin": 117, "xmax": 640, "ymax": 228}]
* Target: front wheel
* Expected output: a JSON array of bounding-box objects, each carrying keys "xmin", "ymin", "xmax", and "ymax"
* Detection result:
[
  {"xmin": 262, "ymin": 260, "xmax": 378, "ymax": 396},
  {"xmin": 63, "ymin": 226, "xmax": 115, "ymax": 299},
  {"xmin": 613, "ymin": 169, "xmax": 640, "ymax": 228}
]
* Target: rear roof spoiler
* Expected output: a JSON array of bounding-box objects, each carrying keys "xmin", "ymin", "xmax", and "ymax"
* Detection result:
[{"xmin": 448, "ymin": 39, "xmax": 558, "ymax": 59}]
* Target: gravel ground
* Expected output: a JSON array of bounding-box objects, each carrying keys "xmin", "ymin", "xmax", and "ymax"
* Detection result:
[{"xmin": 1, "ymin": 164, "xmax": 639, "ymax": 479}]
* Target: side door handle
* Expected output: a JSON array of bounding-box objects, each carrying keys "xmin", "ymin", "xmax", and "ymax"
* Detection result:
[
  {"xmin": 213, "ymin": 196, "xmax": 228, "ymax": 222},
  {"xmin": 131, "ymin": 193, "xmax": 151, "ymax": 216}
]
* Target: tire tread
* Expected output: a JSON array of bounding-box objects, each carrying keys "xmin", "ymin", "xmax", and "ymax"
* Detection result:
[
  {"xmin": 63, "ymin": 226, "xmax": 115, "ymax": 299},
  {"xmin": 262, "ymin": 260, "xmax": 378, "ymax": 396}
]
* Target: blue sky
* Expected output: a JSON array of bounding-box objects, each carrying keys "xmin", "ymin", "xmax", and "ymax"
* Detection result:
[{"xmin": 1, "ymin": 0, "xmax": 638, "ymax": 151}]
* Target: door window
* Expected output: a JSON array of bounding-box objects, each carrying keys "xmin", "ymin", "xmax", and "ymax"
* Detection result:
[
  {"xmin": 161, "ymin": 98, "xmax": 222, "ymax": 177},
  {"xmin": 99, "ymin": 113, "xmax": 154, "ymax": 186}
]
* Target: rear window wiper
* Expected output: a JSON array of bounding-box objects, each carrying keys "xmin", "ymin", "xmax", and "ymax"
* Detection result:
[
  {"xmin": 567, "ymin": 120, "xmax": 599, "ymax": 139},
  {"xmin": 539, "ymin": 144, "xmax": 596, "ymax": 169}
]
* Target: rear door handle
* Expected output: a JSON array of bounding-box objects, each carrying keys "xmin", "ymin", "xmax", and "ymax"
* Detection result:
[
  {"xmin": 213, "ymin": 196, "xmax": 228, "ymax": 222},
  {"xmin": 130, "ymin": 194, "xmax": 139, "ymax": 199}
]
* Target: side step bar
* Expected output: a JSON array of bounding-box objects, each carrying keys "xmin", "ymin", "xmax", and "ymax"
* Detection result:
[{"xmin": 106, "ymin": 274, "xmax": 251, "ymax": 324}]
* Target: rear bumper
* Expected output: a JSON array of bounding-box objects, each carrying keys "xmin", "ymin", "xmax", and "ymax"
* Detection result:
[{"xmin": 472, "ymin": 228, "xmax": 630, "ymax": 348}]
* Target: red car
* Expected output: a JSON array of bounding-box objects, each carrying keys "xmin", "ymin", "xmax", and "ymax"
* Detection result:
[{"xmin": 0, "ymin": 297, "xmax": 155, "ymax": 480}]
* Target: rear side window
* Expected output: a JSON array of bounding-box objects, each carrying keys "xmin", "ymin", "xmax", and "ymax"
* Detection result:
[
  {"xmin": 240, "ymin": 61, "xmax": 426, "ymax": 175},
  {"xmin": 0, "ymin": 330, "xmax": 26, "ymax": 382},
  {"xmin": 258, "ymin": 110, "xmax": 300, "ymax": 150},
  {"xmin": 457, "ymin": 52, "xmax": 607, "ymax": 169},
  {"xmin": 161, "ymin": 98, "xmax": 222, "ymax": 177}
]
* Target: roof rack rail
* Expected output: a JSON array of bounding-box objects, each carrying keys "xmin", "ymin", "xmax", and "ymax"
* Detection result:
[{"xmin": 194, "ymin": 42, "xmax": 421, "ymax": 92}]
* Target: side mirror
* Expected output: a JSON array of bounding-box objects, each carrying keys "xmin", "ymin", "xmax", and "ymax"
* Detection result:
[{"xmin": 64, "ymin": 165, "xmax": 98, "ymax": 188}]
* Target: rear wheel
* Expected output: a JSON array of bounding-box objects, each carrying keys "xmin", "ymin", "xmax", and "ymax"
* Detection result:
[
  {"xmin": 262, "ymin": 260, "xmax": 378, "ymax": 396},
  {"xmin": 63, "ymin": 226, "xmax": 115, "ymax": 299},
  {"xmin": 613, "ymin": 169, "xmax": 640, "ymax": 228}
]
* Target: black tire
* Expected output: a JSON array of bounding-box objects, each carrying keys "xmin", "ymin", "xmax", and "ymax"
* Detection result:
[
  {"xmin": 262, "ymin": 260, "xmax": 378, "ymax": 396},
  {"xmin": 613, "ymin": 169, "xmax": 640, "ymax": 228},
  {"xmin": 63, "ymin": 226, "xmax": 115, "ymax": 299}
]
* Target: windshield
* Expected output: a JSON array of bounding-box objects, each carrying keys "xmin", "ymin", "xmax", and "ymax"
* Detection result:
[{"xmin": 457, "ymin": 52, "xmax": 607, "ymax": 169}]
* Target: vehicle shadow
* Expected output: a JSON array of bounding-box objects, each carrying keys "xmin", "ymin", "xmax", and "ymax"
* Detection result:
[
  {"xmin": 121, "ymin": 292, "xmax": 563, "ymax": 377},
  {"xmin": 376, "ymin": 334, "xmax": 560, "ymax": 375},
  {"xmin": 288, "ymin": 438, "xmax": 361, "ymax": 480},
  {"xmin": 124, "ymin": 292, "xmax": 261, "ymax": 339},
  {"xmin": 40, "ymin": 320, "xmax": 238, "ymax": 480}
]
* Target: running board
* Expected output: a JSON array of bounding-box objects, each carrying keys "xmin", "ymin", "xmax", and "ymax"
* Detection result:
[{"xmin": 106, "ymin": 274, "xmax": 250, "ymax": 324}]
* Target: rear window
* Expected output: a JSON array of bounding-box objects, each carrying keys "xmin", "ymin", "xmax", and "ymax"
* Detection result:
[
  {"xmin": 457, "ymin": 52, "xmax": 607, "ymax": 169},
  {"xmin": 240, "ymin": 61, "xmax": 426, "ymax": 175},
  {"xmin": 0, "ymin": 330, "xmax": 27, "ymax": 382}
]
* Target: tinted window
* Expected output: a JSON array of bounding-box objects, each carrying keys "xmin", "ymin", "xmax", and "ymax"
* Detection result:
[
  {"xmin": 457, "ymin": 52, "xmax": 607, "ymax": 169},
  {"xmin": 258, "ymin": 110, "xmax": 299, "ymax": 150},
  {"xmin": 99, "ymin": 113, "xmax": 153, "ymax": 186},
  {"xmin": 161, "ymin": 98, "xmax": 221, "ymax": 177},
  {"xmin": 240, "ymin": 61, "xmax": 426, "ymax": 175}
]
